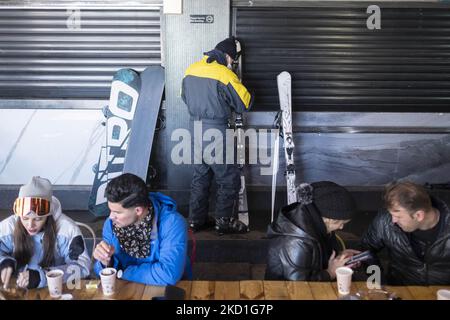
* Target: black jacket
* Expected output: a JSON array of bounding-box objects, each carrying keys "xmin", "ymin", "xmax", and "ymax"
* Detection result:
[
  {"xmin": 361, "ymin": 196, "xmax": 450, "ymax": 285},
  {"xmin": 265, "ymin": 202, "xmax": 343, "ymax": 281}
]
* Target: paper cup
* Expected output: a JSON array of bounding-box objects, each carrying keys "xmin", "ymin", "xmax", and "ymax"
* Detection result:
[
  {"xmin": 100, "ymin": 268, "xmax": 117, "ymax": 296},
  {"xmin": 437, "ymin": 289, "xmax": 450, "ymax": 300},
  {"xmin": 46, "ymin": 269, "xmax": 64, "ymax": 298},
  {"xmin": 336, "ymin": 266, "xmax": 354, "ymax": 295}
]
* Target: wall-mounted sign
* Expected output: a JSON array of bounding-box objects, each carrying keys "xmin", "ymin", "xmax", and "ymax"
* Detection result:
[{"xmin": 190, "ymin": 14, "xmax": 214, "ymax": 24}]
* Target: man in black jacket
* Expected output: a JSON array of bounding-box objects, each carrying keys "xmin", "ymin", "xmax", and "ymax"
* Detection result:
[
  {"xmin": 266, "ymin": 181, "xmax": 360, "ymax": 281},
  {"xmin": 361, "ymin": 181, "xmax": 450, "ymax": 285}
]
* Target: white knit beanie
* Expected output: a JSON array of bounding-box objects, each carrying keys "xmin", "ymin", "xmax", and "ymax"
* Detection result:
[{"xmin": 18, "ymin": 176, "xmax": 52, "ymax": 201}]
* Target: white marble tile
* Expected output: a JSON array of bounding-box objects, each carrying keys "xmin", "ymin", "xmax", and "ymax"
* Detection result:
[{"xmin": 0, "ymin": 109, "xmax": 105, "ymax": 185}]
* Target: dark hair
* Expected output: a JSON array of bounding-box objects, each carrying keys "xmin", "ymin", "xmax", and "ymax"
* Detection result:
[
  {"xmin": 384, "ymin": 181, "xmax": 432, "ymax": 215},
  {"xmin": 105, "ymin": 173, "xmax": 151, "ymax": 208},
  {"xmin": 14, "ymin": 215, "xmax": 57, "ymax": 268}
]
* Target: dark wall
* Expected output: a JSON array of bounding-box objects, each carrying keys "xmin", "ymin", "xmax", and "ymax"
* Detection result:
[{"xmin": 233, "ymin": 2, "xmax": 450, "ymax": 112}]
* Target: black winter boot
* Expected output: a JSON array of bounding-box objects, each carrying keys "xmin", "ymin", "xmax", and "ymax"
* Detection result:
[
  {"xmin": 215, "ymin": 217, "xmax": 249, "ymax": 235},
  {"xmin": 188, "ymin": 219, "xmax": 215, "ymax": 233}
]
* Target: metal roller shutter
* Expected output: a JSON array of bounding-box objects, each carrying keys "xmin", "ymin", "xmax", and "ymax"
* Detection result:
[
  {"xmin": 232, "ymin": 1, "xmax": 450, "ymax": 112},
  {"xmin": 0, "ymin": 0, "xmax": 162, "ymax": 99}
]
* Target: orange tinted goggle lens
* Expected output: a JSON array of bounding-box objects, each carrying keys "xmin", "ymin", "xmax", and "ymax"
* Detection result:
[{"xmin": 13, "ymin": 197, "xmax": 51, "ymax": 217}]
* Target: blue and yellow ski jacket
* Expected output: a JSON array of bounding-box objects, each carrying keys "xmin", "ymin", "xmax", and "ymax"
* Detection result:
[{"xmin": 182, "ymin": 50, "xmax": 253, "ymax": 123}]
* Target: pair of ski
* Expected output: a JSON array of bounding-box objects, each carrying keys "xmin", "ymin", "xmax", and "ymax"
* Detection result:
[
  {"xmin": 235, "ymin": 39, "xmax": 250, "ymax": 228},
  {"xmin": 236, "ymin": 70, "xmax": 297, "ymax": 226},
  {"xmin": 271, "ymin": 71, "xmax": 298, "ymax": 222}
]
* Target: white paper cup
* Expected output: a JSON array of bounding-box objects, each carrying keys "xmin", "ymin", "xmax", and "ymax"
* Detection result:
[
  {"xmin": 437, "ymin": 289, "xmax": 450, "ymax": 300},
  {"xmin": 100, "ymin": 268, "xmax": 117, "ymax": 296},
  {"xmin": 46, "ymin": 269, "xmax": 64, "ymax": 298},
  {"xmin": 336, "ymin": 266, "xmax": 354, "ymax": 295}
]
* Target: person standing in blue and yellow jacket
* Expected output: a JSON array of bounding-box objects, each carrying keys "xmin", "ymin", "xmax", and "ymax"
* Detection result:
[
  {"xmin": 93, "ymin": 173, "xmax": 189, "ymax": 286},
  {"xmin": 181, "ymin": 37, "xmax": 254, "ymax": 234}
]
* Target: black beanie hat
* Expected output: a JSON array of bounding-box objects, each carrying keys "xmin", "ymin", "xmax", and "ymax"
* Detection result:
[
  {"xmin": 311, "ymin": 181, "xmax": 356, "ymax": 220},
  {"xmin": 215, "ymin": 37, "xmax": 237, "ymax": 60}
]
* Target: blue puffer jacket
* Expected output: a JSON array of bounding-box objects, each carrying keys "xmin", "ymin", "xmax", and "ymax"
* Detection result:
[{"xmin": 94, "ymin": 192, "xmax": 190, "ymax": 285}]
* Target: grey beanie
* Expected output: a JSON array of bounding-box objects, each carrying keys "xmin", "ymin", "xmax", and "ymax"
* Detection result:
[
  {"xmin": 310, "ymin": 181, "xmax": 356, "ymax": 220},
  {"xmin": 18, "ymin": 176, "xmax": 52, "ymax": 201}
]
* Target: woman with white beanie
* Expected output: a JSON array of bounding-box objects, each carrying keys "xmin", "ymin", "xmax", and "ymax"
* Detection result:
[{"xmin": 0, "ymin": 176, "xmax": 90, "ymax": 289}]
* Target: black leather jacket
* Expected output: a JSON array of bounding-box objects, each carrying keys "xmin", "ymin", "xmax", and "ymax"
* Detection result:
[
  {"xmin": 265, "ymin": 202, "xmax": 342, "ymax": 281},
  {"xmin": 361, "ymin": 196, "xmax": 450, "ymax": 285}
]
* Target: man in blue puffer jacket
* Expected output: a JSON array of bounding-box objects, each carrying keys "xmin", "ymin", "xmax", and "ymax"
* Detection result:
[{"xmin": 93, "ymin": 173, "xmax": 190, "ymax": 285}]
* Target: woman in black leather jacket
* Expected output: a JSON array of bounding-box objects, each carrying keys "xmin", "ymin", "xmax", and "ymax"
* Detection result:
[{"xmin": 265, "ymin": 181, "xmax": 360, "ymax": 281}]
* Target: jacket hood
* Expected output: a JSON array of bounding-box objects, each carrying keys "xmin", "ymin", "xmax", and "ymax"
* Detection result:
[
  {"xmin": 266, "ymin": 201, "xmax": 338, "ymax": 276},
  {"xmin": 149, "ymin": 192, "xmax": 177, "ymax": 212},
  {"xmin": 203, "ymin": 49, "xmax": 228, "ymax": 66},
  {"xmin": 267, "ymin": 202, "xmax": 326, "ymax": 242},
  {"xmin": 50, "ymin": 196, "xmax": 63, "ymax": 220}
]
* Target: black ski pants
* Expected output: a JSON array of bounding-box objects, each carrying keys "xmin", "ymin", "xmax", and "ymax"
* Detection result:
[
  {"xmin": 188, "ymin": 121, "xmax": 241, "ymax": 224},
  {"xmin": 189, "ymin": 162, "xmax": 240, "ymax": 223}
]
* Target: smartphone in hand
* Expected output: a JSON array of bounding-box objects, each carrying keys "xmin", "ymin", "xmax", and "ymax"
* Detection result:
[{"xmin": 345, "ymin": 250, "xmax": 373, "ymax": 266}]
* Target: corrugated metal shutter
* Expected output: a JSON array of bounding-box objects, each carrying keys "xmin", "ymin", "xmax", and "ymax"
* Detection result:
[
  {"xmin": 0, "ymin": 1, "xmax": 162, "ymax": 99},
  {"xmin": 233, "ymin": 1, "xmax": 450, "ymax": 112}
]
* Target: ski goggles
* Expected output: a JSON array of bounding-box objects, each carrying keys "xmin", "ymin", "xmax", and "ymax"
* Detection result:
[{"xmin": 13, "ymin": 197, "xmax": 51, "ymax": 217}]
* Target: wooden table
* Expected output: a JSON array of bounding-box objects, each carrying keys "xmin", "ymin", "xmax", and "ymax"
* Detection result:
[
  {"xmin": 19, "ymin": 280, "xmax": 450, "ymax": 300},
  {"xmin": 20, "ymin": 279, "xmax": 165, "ymax": 300},
  {"xmin": 176, "ymin": 281, "xmax": 450, "ymax": 300}
]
